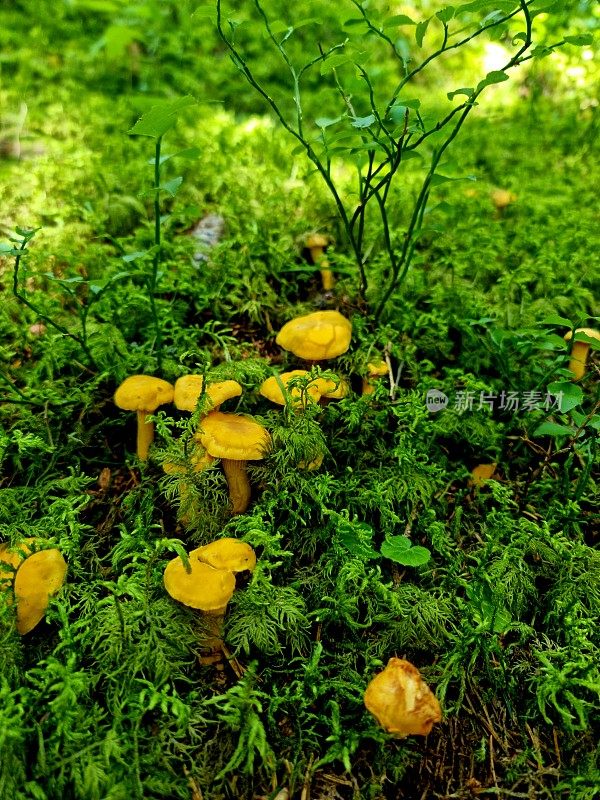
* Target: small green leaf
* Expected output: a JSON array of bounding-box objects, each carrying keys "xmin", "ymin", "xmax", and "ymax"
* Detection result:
[
  {"xmin": 383, "ymin": 14, "xmax": 416, "ymax": 27},
  {"xmin": 436, "ymin": 7, "xmax": 455, "ymax": 23},
  {"xmin": 447, "ymin": 86, "xmax": 474, "ymax": 100},
  {"xmin": 351, "ymin": 114, "xmax": 376, "ymax": 129},
  {"xmin": 315, "ymin": 116, "xmax": 343, "ymax": 128},
  {"xmin": 534, "ymin": 422, "xmax": 576, "ymax": 437},
  {"xmin": 415, "ymin": 18, "xmax": 430, "ymax": 47},
  {"xmin": 564, "ymin": 34, "xmax": 593, "ymax": 46},
  {"xmin": 122, "ymin": 250, "xmax": 148, "ymax": 263},
  {"xmin": 320, "ymin": 53, "xmax": 349, "ymax": 75},
  {"xmin": 161, "ymin": 177, "xmax": 184, "ymax": 196},
  {"xmin": 547, "ymin": 381, "xmax": 583, "ymax": 413},
  {"xmin": 476, "ymin": 70, "xmax": 509, "ymax": 91},
  {"xmin": 128, "ymin": 96, "xmax": 197, "ymax": 139},
  {"xmin": 380, "ymin": 537, "xmax": 431, "ymax": 566},
  {"xmin": 540, "ymin": 314, "xmax": 573, "ymax": 328}
]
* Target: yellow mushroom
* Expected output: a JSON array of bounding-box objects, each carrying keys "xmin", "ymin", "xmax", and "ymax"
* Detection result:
[
  {"xmin": 364, "ymin": 658, "xmax": 442, "ymax": 738},
  {"xmin": 276, "ymin": 311, "xmax": 352, "ymax": 361},
  {"xmin": 173, "ymin": 375, "xmax": 242, "ymax": 414},
  {"xmin": 164, "ymin": 553, "xmax": 236, "ymax": 661},
  {"xmin": 305, "ymin": 233, "xmax": 334, "ymax": 291},
  {"xmin": 8, "ymin": 549, "xmax": 68, "ymax": 635},
  {"xmin": 564, "ymin": 328, "xmax": 600, "ymax": 381},
  {"xmin": 114, "ymin": 375, "xmax": 174, "ymax": 460},
  {"xmin": 491, "ymin": 188, "xmax": 517, "ymax": 210},
  {"xmin": 259, "ymin": 370, "xmax": 323, "ymax": 409},
  {"xmin": 468, "ymin": 463, "xmax": 497, "ymax": 488},
  {"xmin": 362, "ymin": 360, "xmax": 388, "ymax": 396},
  {"xmin": 196, "ymin": 412, "xmax": 271, "ymax": 515},
  {"xmin": 193, "ymin": 538, "xmax": 257, "ymax": 574}
]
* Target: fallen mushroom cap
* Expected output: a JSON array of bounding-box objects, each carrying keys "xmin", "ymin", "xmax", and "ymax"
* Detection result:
[
  {"xmin": 164, "ymin": 553, "xmax": 236, "ymax": 612},
  {"xmin": 276, "ymin": 311, "xmax": 352, "ymax": 361},
  {"xmin": 364, "ymin": 657, "xmax": 442, "ymax": 737},
  {"xmin": 114, "ymin": 375, "xmax": 174, "ymax": 412},
  {"xmin": 197, "ymin": 412, "xmax": 271, "ymax": 461},
  {"xmin": 193, "ymin": 538, "xmax": 257, "ymax": 573},
  {"xmin": 173, "ymin": 375, "xmax": 242, "ymax": 413},
  {"xmin": 14, "ymin": 549, "xmax": 68, "ymax": 635}
]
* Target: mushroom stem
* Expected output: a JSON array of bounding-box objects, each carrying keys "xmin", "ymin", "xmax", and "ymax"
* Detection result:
[
  {"xmin": 199, "ymin": 606, "xmax": 228, "ymax": 663},
  {"xmin": 310, "ymin": 248, "xmax": 334, "ymax": 291},
  {"xmin": 568, "ymin": 341, "xmax": 590, "ymax": 381},
  {"xmin": 136, "ymin": 410, "xmax": 154, "ymax": 460},
  {"xmin": 221, "ymin": 459, "xmax": 251, "ymax": 515}
]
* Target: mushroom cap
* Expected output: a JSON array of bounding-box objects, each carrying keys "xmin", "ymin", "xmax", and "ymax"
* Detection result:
[
  {"xmin": 164, "ymin": 554, "xmax": 235, "ymax": 611},
  {"xmin": 197, "ymin": 412, "xmax": 271, "ymax": 461},
  {"xmin": 469, "ymin": 463, "xmax": 497, "ymax": 488},
  {"xmin": 14, "ymin": 549, "xmax": 67, "ymax": 635},
  {"xmin": 173, "ymin": 375, "xmax": 242, "ymax": 412},
  {"xmin": 367, "ymin": 361, "xmax": 388, "ymax": 378},
  {"xmin": 564, "ymin": 327, "xmax": 600, "ymax": 343},
  {"xmin": 260, "ymin": 370, "xmax": 323, "ymax": 407},
  {"xmin": 276, "ymin": 311, "xmax": 352, "ymax": 360},
  {"xmin": 364, "ymin": 657, "xmax": 442, "ymax": 737},
  {"xmin": 193, "ymin": 538, "xmax": 257, "ymax": 573},
  {"xmin": 0, "ymin": 539, "xmax": 36, "ymax": 595},
  {"xmin": 317, "ymin": 376, "xmax": 350, "ymax": 400},
  {"xmin": 114, "ymin": 375, "xmax": 174, "ymax": 412},
  {"xmin": 305, "ymin": 233, "xmax": 330, "ymax": 249},
  {"xmin": 491, "ymin": 188, "xmax": 517, "ymax": 208}
]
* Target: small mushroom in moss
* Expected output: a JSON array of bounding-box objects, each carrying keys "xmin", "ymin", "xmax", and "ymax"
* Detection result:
[
  {"xmin": 362, "ymin": 361, "xmax": 388, "ymax": 396},
  {"xmin": 164, "ymin": 552, "xmax": 236, "ymax": 662},
  {"xmin": 305, "ymin": 233, "xmax": 334, "ymax": 291},
  {"xmin": 564, "ymin": 328, "xmax": 600, "ymax": 381},
  {"xmin": 468, "ymin": 463, "xmax": 497, "ymax": 488},
  {"xmin": 114, "ymin": 375, "xmax": 174, "ymax": 460},
  {"xmin": 196, "ymin": 412, "xmax": 271, "ymax": 515},
  {"xmin": 173, "ymin": 375, "xmax": 242, "ymax": 414},
  {"xmin": 491, "ymin": 188, "xmax": 517, "ymax": 211},
  {"xmin": 364, "ymin": 658, "xmax": 442, "ymax": 737},
  {"xmin": 276, "ymin": 311, "xmax": 352, "ymax": 362},
  {"xmin": 260, "ymin": 370, "xmax": 323, "ymax": 409},
  {"xmin": 2, "ymin": 548, "xmax": 68, "ymax": 635}
]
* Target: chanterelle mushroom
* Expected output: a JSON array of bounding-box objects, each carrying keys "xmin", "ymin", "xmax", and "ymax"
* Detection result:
[
  {"xmin": 114, "ymin": 375, "xmax": 174, "ymax": 460},
  {"xmin": 197, "ymin": 412, "xmax": 271, "ymax": 515},
  {"xmin": 276, "ymin": 311, "xmax": 352, "ymax": 361},
  {"xmin": 173, "ymin": 375, "xmax": 242, "ymax": 413},
  {"xmin": 12, "ymin": 549, "xmax": 67, "ymax": 635},
  {"xmin": 260, "ymin": 370, "xmax": 323, "ymax": 409},
  {"xmin": 564, "ymin": 328, "xmax": 600, "ymax": 381},
  {"xmin": 193, "ymin": 538, "xmax": 257, "ymax": 574},
  {"xmin": 164, "ymin": 552, "xmax": 236, "ymax": 660},
  {"xmin": 362, "ymin": 360, "xmax": 388, "ymax": 396},
  {"xmin": 305, "ymin": 233, "xmax": 334, "ymax": 291},
  {"xmin": 364, "ymin": 657, "xmax": 442, "ymax": 737}
]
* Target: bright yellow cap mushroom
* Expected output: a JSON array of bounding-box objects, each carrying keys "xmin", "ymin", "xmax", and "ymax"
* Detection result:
[
  {"xmin": 260, "ymin": 370, "xmax": 323, "ymax": 408},
  {"xmin": 114, "ymin": 375, "xmax": 174, "ymax": 460},
  {"xmin": 276, "ymin": 311, "xmax": 352, "ymax": 361},
  {"xmin": 197, "ymin": 412, "xmax": 271, "ymax": 515},
  {"xmin": 364, "ymin": 658, "xmax": 442, "ymax": 738},
  {"xmin": 316, "ymin": 375, "xmax": 350, "ymax": 400},
  {"xmin": 173, "ymin": 376, "xmax": 242, "ymax": 413},
  {"xmin": 164, "ymin": 554, "xmax": 236, "ymax": 612},
  {"xmin": 362, "ymin": 360, "xmax": 388, "ymax": 395},
  {"xmin": 13, "ymin": 549, "xmax": 67, "ymax": 635},
  {"xmin": 564, "ymin": 328, "xmax": 600, "ymax": 381},
  {"xmin": 491, "ymin": 188, "xmax": 517, "ymax": 210},
  {"xmin": 193, "ymin": 538, "xmax": 257, "ymax": 573}
]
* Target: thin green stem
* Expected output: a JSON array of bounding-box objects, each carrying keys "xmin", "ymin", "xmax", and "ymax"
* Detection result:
[{"xmin": 150, "ymin": 136, "xmax": 163, "ymax": 369}]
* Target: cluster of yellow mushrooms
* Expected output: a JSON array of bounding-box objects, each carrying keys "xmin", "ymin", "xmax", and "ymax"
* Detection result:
[{"xmin": 3, "ymin": 309, "xmax": 595, "ymax": 740}]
